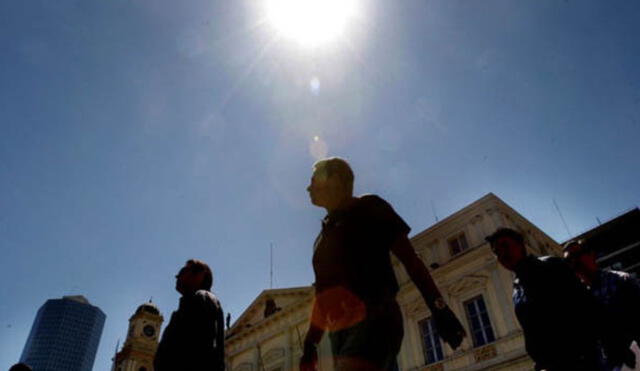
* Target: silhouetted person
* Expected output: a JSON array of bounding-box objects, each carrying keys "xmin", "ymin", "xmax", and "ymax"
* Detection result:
[
  {"xmin": 154, "ymin": 259, "xmax": 225, "ymax": 371},
  {"xmin": 487, "ymin": 228, "xmax": 602, "ymax": 371},
  {"xmin": 300, "ymin": 157, "xmax": 465, "ymax": 371},
  {"xmin": 564, "ymin": 239, "xmax": 640, "ymax": 370},
  {"xmin": 8, "ymin": 363, "xmax": 31, "ymax": 371}
]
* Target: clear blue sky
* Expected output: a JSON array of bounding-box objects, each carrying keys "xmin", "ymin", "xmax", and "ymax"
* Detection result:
[{"xmin": 1, "ymin": 0, "xmax": 639, "ymax": 369}]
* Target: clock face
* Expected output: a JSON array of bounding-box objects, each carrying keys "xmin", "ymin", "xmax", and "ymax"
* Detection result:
[{"xmin": 143, "ymin": 325, "xmax": 155, "ymax": 337}]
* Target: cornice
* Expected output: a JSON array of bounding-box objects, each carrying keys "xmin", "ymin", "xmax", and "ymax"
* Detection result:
[{"xmin": 410, "ymin": 193, "xmax": 500, "ymax": 243}]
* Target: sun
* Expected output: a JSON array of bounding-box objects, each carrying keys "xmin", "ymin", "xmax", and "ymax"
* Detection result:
[{"xmin": 266, "ymin": 0, "xmax": 358, "ymax": 46}]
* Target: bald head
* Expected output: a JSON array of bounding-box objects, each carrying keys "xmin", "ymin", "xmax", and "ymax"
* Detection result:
[
  {"xmin": 307, "ymin": 157, "xmax": 355, "ymax": 212},
  {"xmin": 312, "ymin": 157, "xmax": 354, "ymax": 194}
]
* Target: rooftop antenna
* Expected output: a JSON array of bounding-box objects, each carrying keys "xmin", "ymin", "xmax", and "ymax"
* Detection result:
[
  {"xmin": 430, "ymin": 200, "xmax": 439, "ymax": 222},
  {"xmin": 596, "ymin": 217, "xmax": 602, "ymax": 225},
  {"xmin": 270, "ymin": 243, "xmax": 274, "ymax": 289},
  {"xmin": 553, "ymin": 198, "xmax": 572, "ymax": 238}
]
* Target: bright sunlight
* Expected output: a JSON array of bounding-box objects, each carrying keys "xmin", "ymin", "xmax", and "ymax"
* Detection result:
[{"xmin": 266, "ymin": 0, "xmax": 358, "ymax": 46}]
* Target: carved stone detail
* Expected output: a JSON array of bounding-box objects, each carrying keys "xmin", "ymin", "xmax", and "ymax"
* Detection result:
[
  {"xmin": 446, "ymin": 274, "xmax": 489, "ymax": 297},
  {"xmin": 422, "ymin": 363, "xmax": 444, "ymax": 371},
  {"xmin": 234, "ymin": 362, "xmax": 253, "ymax": 371},
  {"xmin": 405, "ymin": 297, "xmax": 428, "ymax": 317},
  {"xmin": 470, "ymin": 214, "xmax": 484, "ymax": 225},
  {"xmin": 473, "ymin": 344, "xmax": 497, "ymax": 362},
  {"xmin": 263, "ymin": 348, "xmax": 285, "ymax": 364}
]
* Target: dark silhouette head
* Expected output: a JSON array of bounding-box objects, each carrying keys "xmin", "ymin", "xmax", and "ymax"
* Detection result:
[
  {"xmin": 175, "ymin": 259, "xmax": 213, "ymax": 295},
  {"xmin": 9, "ymin": 363, "xmax": 32, "ymax": 371},
  {"xmin": 307, "ymin": 157, "xmax": 354, "ymax": 211},
  {"xmin": 486, "ymin": 228, "xmax": 527, "ymax": 271},
  {"xmin": 563, "ymin": 239, "xmax": 598, "ymax": 282}
]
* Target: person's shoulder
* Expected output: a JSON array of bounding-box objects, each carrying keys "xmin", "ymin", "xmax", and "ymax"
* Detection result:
[
  {"xmin": 539, "ymin": 255, "xmax": 563, "ymax": 264},
  {"xmin": 355, "ymin": 194, "xmax": 394, "ymax": 216},
  {"xmin": 603, "ymin": 269, "xmax": 630, "ymax": 281},
  {"xmin": 604, "ymin": 269, "xmax": 640, "ymax": 290},
  {"xmin": 356, "ymin": 194, "xmax": 394, "ymax": 211},
  {"xmin": 195, "ymin": 289, "xmax": 219, "ymax": 302},
  {"xmin": 357, "ymin": 193, "xmax": 387, "ymax": 204},
  {"xmin": 537, "ymin": 256, "xmax": 572, "ymax": 274},
  {"xmin": 195, "ymin": 290, "xmax": 222, "ymax": 309}
]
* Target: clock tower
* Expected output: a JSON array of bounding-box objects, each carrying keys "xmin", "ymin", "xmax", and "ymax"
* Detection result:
[{"xmin": 112, "ymin": 301, "xmax": 164, "ymax": 371}]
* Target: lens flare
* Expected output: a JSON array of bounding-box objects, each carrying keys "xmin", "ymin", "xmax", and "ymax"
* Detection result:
[
  {"xmin": 310, "ymin": 77, "xmax": 320, "ymax": 95},
  {"xmin": 309, "ymin": 136, "xmax": 328, "ymax": 159},
  {"xmin": 266, "ymin": 0, "xmax": 357, "ymax": 46}
]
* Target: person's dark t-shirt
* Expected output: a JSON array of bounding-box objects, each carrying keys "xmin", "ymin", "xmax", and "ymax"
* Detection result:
[
  {"xmin": 513, "ymin": 256, "xmax": 601, "ymax": 370},
  {"xmin": 312, "ymin": 194, "xmax": 410, "ymax": 309},
  {"xmin": 154, "ymin": 290, "xmax": 225, "ymax": 371}
]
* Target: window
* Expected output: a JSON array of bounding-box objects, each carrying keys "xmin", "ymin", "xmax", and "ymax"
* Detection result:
[
  {"xmin": 448, "ymin": 232, "xmax": 469, "ymax": 256},
  {"xmin": 419, "ymin": 317, "xmax": 444, "ymax": 364},
  {"xmin": 464, "ymin": 296, "xmax": 495, "ymax": 347}
]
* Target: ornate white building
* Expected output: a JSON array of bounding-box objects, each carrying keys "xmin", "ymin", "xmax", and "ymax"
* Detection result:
[
  {"xmin": 112, "ymin": 301, "xmax": 164, "ymax": 371},
  {"xmin": 225, "ymin": 287, "xmax": 322, "ymax": 371},
  {"xmin": 226, "ymin": 193, "xmax": 562, "ymax": 371}
]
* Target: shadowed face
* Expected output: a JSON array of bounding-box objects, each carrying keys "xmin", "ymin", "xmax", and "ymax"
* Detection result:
[
  {"xmin": 491, "ymin": 236, "xmax": 527, "ymax": 271},
  {"xmin": 175, "ymin": 263, "xmax": 205, "ymax": 295},
  {"xmin": 306, "ymin": 167, "xmax": 343, "ymax": 208},
  {"xmin": 564, "ymin": 244, "xmax": 598, "ymax": 277}
]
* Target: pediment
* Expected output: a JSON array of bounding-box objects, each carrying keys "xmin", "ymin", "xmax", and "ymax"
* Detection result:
[
  {"xmin": 229, "ymin": 286, "xmax": 313, "ymax": 332},
  {"xmin": 446, "ymin": 274, "xmax": 489, "ymax": 296}
]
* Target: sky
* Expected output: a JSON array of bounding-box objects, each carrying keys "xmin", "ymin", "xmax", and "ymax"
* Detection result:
[{"xmin": 1, "ymin": 0, "xmax": 639, "ymax": 369}]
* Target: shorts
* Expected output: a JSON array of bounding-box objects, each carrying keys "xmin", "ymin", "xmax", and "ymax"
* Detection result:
[{"xmin": 328, "ymin": 301, "xmax": 404, "ymax": 371}]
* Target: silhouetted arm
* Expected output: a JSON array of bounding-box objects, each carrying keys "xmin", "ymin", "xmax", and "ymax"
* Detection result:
[
  {"xmin": 392, "ymin": 235, "xmax": 442, "ymax": 305},
  {"xmin": 300, "ymin": 296, "xmax": 325, "ymax": 371},
  {"xmin": 216, "ymin": 305, "xmax": 226, "ymax": 371},
  {"xmin": 392, "ymin": 235, "xmax": 466, "ymax": 349}
]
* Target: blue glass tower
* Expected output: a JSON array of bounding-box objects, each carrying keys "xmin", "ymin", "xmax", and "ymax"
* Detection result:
[{"xmin": 20, "ymin": 295, "xmax": 106, "ymax": 371}]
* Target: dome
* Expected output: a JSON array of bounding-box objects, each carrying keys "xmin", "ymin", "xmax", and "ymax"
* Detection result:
[{"xmin": 136, "ymin": 301, "xmax": 160, "ymax": 316}]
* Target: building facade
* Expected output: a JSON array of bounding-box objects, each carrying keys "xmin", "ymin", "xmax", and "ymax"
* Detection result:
[
  {"xmin": 393, "ymin": 193, "xmax": 560, "ymax": 370},
  {"xmin": 225, "ymin": 287, "xmax": 326, "ymax": 371},
  {"xmin": 112, "ymin": 301, "xmax": 164, "ymax": 371},
  {"xmin": 20, "ymin": 295, "xmax": 106, "ymax": 371},
  {"xmin": 226, "ymin": 193, "xmax": 562, "ymax": 371}
]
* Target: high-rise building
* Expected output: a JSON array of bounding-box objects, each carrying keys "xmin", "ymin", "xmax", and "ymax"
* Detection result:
[
  {"xmin": 112, "ymin": 301, "xmax": 164, "ymax": 371},
  {"xmin": 20, "ymin": 295, "xmax": 106, "ymax": 371}
]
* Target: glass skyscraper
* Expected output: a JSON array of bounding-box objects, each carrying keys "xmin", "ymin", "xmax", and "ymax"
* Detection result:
[{"xmin": 20, "ymin": 295, "xmax": 106, "ymax": 371}]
